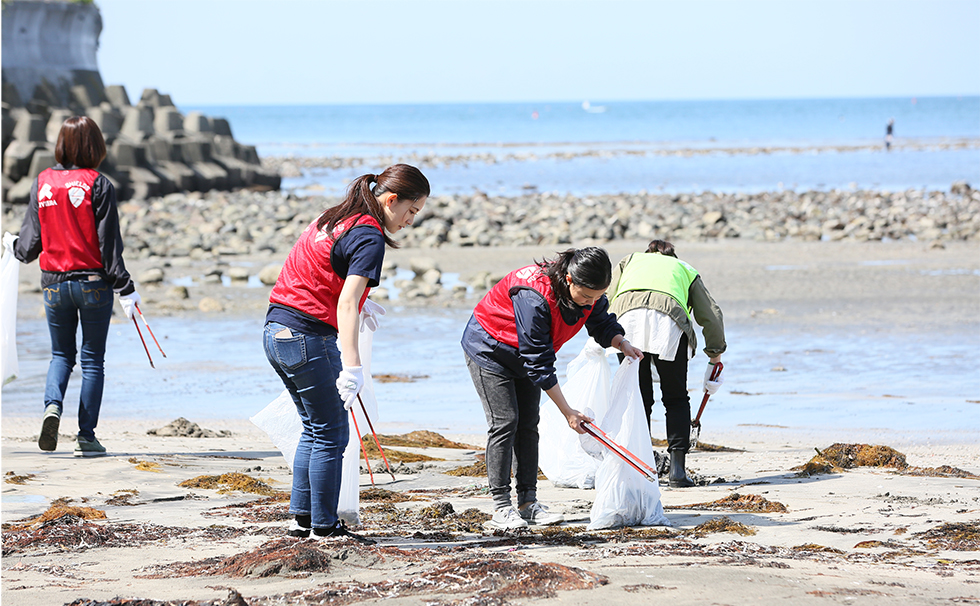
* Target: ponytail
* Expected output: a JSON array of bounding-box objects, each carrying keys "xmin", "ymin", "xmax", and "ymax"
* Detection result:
[
  {"xmin": 316, "ymin": 164, "xmax": 430, "ymax": 248},
  {"xmin": 538, "ymin": 246, "xmax": 612, "ymax": 310}
]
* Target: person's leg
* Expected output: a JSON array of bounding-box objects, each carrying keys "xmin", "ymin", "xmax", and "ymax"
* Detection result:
[
  {"xmin": 512, "ymin": 376, "xmax": 541, "ymax": 508},
  {"xmin": 43, "ymin": 282, "xmax": 78, "ymax": 415},
  {"xmin": 466, "ymin": 356, "xmax": 519, "ymax": 511},
  {"xmin": 265, "ymin": 323, "xmax": 349, "ymax": 530},
  {"xmin": 653, "ymin": 334, "xmax": 691, "ymax": 453},
  {"xmin": 74, "ymin": 279, "xmax": 113, "ymax": 442}
]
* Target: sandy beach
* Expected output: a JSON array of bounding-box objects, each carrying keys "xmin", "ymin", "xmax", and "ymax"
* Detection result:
[{"xmin": 3, "ymin": 238, "xmax": 979, "ymax": 605}]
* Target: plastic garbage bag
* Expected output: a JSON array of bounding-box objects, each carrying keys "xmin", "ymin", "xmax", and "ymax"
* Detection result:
[
  {"xmin": 250, "ymin": 306, "xmax": 379, "ymax": 526},
  {"xmin": 587, "ymin": 357, "xmax": 671, "ymax": 530},
  {"xmin": 337, "ymin": 315, "xmax": 379, "ymax": 526},
  {"xmin": 539, "ymin": 338, "xmax": 611, "ymax": 489},
  {"xmin": 1, "ymin": 246, "xmax": 20, "ymax": 385},
  {"xmin": 249, "ymin": 389, "xmax": 303, "ymax": 469}
]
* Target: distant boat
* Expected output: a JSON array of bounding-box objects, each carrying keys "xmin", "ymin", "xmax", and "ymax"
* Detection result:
[{"xmin": 582, "ymin": 100, "xmax": 607, "ymax": 113}]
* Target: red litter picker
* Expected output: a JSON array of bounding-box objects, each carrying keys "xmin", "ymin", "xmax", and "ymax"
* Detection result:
[
  {"xmin": 581, "ymin": 420, "xmax": 658, "ymax": 483},
  {"xmin": 691, "ymin": 361, "xmax": 724, "ymax": 449}
]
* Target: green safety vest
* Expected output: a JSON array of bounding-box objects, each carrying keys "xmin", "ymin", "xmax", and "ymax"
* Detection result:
[{"xmin": 611, "ymin": 253, "xmax": 700, "ymax": 317}]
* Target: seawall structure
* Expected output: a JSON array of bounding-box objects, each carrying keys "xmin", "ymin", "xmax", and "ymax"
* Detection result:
[{"xmin": 1, "ymin": 0, "xmax": 280, "ymax": 203}]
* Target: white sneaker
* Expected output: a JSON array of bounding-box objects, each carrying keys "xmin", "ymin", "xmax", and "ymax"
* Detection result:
[
  {"xmin": 484, "ymin": 506, "xmax": 529, "ymax": 531},
  {"xmin": 518, "ymin": 501, "xmax": 564, "ymax": 526}
]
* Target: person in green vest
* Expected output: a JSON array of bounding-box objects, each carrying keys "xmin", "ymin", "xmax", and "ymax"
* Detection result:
[{"xmin": 608, "ymin": 240, "xmax": 726, "ymax": 487}]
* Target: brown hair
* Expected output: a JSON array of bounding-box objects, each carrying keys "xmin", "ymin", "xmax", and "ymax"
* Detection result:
[
  {"xmin": 316, "ymin": 164, "xmax": 430, "ymax": 248},
  {"xmin": 538, "ymin": 246, "xmax": 612, "ymax": 311},
  {"xmin": 646, "ymin": 239, "xmax": 677, "ymax": 257},
  {"xmin": 55, "ymin": 116, "xmax": 107, "ymax": 169}
]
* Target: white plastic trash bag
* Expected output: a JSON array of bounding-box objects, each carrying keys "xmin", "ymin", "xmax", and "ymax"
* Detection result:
[
  {"xmin": 1, "ymin": 245, "xmax": 20, "ymax": 385},
  {"xmin": 337, "ymin": 315, "xmax": 379, "ymax": 526},
  {"xmin": 539, "ymin": 338, "xmax": 611, "ymax": 489},
  {"xmin": 249, "ymin": 389, "xmax": 303, "ymax": 469},
  {"xmin": 587, "ymin": 357, "xmax": 671, "ymax": 530}
]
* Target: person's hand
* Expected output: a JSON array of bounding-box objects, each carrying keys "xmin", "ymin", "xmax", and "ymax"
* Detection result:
[
  {"xmin": 618, "ymin": 338, "xmax": 643, "ymax": 360},
  {"xmin": 3, "ymin": 232, "xmax": 18, "ymax": 252},
  {"xmin": 703, "ymin": 361, "xmax": 724, "ymax": 395},
  {"xmin": 336, "ymin": 366, "xmax": 364, "ymax": 410},
  {"xmin": 360, "ymin": 299, "xmax": 386, "ymax": 332},
  {"xmin": 564, "ymin": 408, "xmax": 593, "ymax": 435},
  {"xmin": 118, "ymin": 290, "xmax": 142, "ymax": 320}
]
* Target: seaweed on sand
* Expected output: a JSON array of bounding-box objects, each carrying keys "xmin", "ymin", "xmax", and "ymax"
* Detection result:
[
  {"xmin": 685, "ymin": 516, "xmax": 756, "ymax": 537},
  {"xmin": 178, "ymin": 472, "xmax": 286, "ymax": 497},
  {"xmin": 915, "ymin": 521, "xmax": 980, "ymax": 551},
  {"xmin": 375, "ymin": 429, "xmax": 480, "ymax": 450},
  {"xmin": 359, "ymin": 436, "xmax": 443, "ymax": 462},
  {"xmin": 361, "ymin": 501, "xmax": 491, "ymax": 535},
  {"xmin": 4, "ymin": 503, "xmax": 106, "ymax": 532},
  {"xmin": 446, "ymin": 460, "xmax": 487, "ymax": 477},
  {"xmin": 795, "ymin": 444, "xmax": 979, "ymax": 479},
  {"xmin": 902, "ymin": 465, "xmax": 979, "ymax": 478},
  {"xmin": 670, "ymin": 493, "xmax": 788, "ymax": 513},
  {"xmin": 127, "ymin": 457, "xmax": 162, "ymax": 472},
  {"xmin": 4, "ymin": 471, "xmax": 36, "ymax": 484}
]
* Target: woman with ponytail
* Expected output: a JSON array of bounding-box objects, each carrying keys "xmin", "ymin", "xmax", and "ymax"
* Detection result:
[
  {"xmin": 265, "ymin": 164, "xmax": 429, "ymax": 541},
  {"xmin": 461, "ymin": 247, "xmax": 643, "ymax": 530}
]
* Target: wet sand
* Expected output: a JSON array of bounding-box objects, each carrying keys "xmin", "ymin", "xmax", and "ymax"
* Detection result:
[{"xmin": 3, "ymin": 238, "xmax": 979, "ymax": 605}]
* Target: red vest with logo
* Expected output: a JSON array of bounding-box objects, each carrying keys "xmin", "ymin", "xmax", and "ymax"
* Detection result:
[
  {"xmin": 36, "ymin": 168, "xmax": 103, "ymax": 273},
  {"xmin": 473, "ymin": 265, "xmax": 592, "ymax": 352},
  {"xmin": 269, "ymin": 214, "xmax": 381, "ymax": 329}
]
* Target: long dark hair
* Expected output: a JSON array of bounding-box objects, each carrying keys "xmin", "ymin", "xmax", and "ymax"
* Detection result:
[
  {"xmin": 316, "ymin": 164, "xmax": 430, "ymax": 248},
  {"xmin": 646, "ymin": 239, "xmax": 677, "ymax": 257},
  {"xmin": 538, "ymin": 247, "xmax": 612, "ymax": 311}
]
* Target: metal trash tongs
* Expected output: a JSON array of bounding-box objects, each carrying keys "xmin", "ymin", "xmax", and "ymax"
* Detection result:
[
  {"xmin": 581, "ymin": 420, "xmax": 659, "ymax": 483},
  {"xmin": 350, "ymin": 394, "xmax": 396, "ymax": 485}
]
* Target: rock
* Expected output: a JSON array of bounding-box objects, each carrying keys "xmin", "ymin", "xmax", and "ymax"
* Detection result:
[
  {"xmin": 409, "ymin": 257, "xmax": 439, "ymax": 275},
  {"xmin": 26, "ymin": 149, "xmax": 56, "ymax": 181},
  {"xmin": 258, "ymin": 264, "xmax": 282, "ymax": 286},
  {"xmin": 419, "ymin": 268, "xmax": 442, "ymax": 285},
  {"xmin": 45, "ymin": 109, "xmax": 74, "ymax": 142},
  {"xmin": 137, "ymin": 267, "xmax": 165, "ymax": 284},
  {"xmin": 13, "ymin": 113, "xmax": 46, "ymax": 142},
  {"xmin": 5, "ymin": 176, "xmax": 34, "ymax": 204},
  {"xmin": 104, "ymin": 84, "xmax": 131, "ymax": 108},
  {"xmin": 198, "ymin": 296, "xmax": 224, "ymax": 312},
  {"xmin": 227, "ymin": 266, "xmax": 250, "ymax": 281},
  {"xmin": 951, "ymin": 181, "xmax": 971, "ymax": 196},
  {"xmin": 3, "ymin": 140, "xmax": 40, "ymax": 181},
  {"xmin": 120, "ymin": 106, "xmax": 154, "ymax": 141},
  {"xmin": 153, "ymin": 107, "xmax": 183, "ymax": 133},
  {"xmin": 147, "ymin": 417, "xmax": 230, "ymax": 438},
  {"xmin": 183, "ymin": 111, "xmax": 212, "ymax": 134},
  {"xmin": 167, "ymin": 285, "xmax": 190, "ymax": 299},
  {"xmin": 702, "ymin": 210, "xmax": 724, "ymax": 225}
]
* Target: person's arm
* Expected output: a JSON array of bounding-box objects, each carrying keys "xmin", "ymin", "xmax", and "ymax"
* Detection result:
[
  {"xmin": 544, "ymin": 383, "xmax": 592, "ymax": 434},
  {"xmin": 512, "ymin": 289, "xmax": 560, "ymax": 390},
  {"xmin": 13, "ymin": 180, "xmax": 42, "ymax": 263},
  {"xmin": 584, "ymin": 295, "xmax": 643, "ymax": 358},
  {"xmin": 92, "ymin": 175, "xmax": 134, "ymax": 294},
  {"xmin": 689, "ymin": 275, "xmax": 726, "ymax": 359},
  {"xmin": 337, "ymin": 274, "xmax": 369, "ymax": 367}
]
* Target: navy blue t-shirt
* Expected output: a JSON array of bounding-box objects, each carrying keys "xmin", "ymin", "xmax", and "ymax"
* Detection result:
[{"xmin": 266, "ymin": 224, "xmax": 386, "ymax": 336}]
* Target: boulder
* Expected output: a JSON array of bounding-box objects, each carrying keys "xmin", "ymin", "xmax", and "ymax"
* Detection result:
[
  {"xmin": 198, "ymin": 296, "xmax": 224, "ymax": 312},
  {"xmin": 183, "ymin": 111, "xmax": 212, "ymax": 133},
  {"xmin": 189, "ymin": 161, "xmax": 228, "ymax": 191},
  {"xmin": 104, "ymin": 85, "xmax": 131, "ymax": 108},
  {"xmin": 153, "ymin": 107, "xmax": 183, "ymax": 133},
  {"xmin": 138, "ymin": 89, "xmax": 174, "ymax": 108},
  {"xmin": 211, "ymin": 117, "xmax": 232, "ymax": 137},
  {"xmin": 45, "ymin": 109, "xmax": 74, "ymax": 143},
  {"xmin": 409, "ymin": 257, "xmax": 439, "ymax": 275},
  {"xmin": 85, "ymin": 106, "xmax": 123, "ymax": 140},
  {"xmin": 2, "ymin": 140, "xmax": 41, "ymax": 181},
  {"xmin": 110, "ymin": 139, "xmax": 144, "ymax": 167},
  {"xmin": 258, "ymin": 264, "xmax": 282, "ymax": 286},
  {"xmin": 137, "ymin": 267, "xmax": 165, "ymax": 283},
  {"xmin": 115, "ymin": 166, "xmax": 162, "ymax": 199}
]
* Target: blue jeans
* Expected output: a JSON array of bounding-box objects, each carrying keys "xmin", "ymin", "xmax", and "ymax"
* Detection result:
[
  {"xmin": 263, "ymin": 321, "xmax": 349, "ymax": 529},
  {"xmin": 43, "ymin": 279, "xmax": 114, "ymax": 441}
]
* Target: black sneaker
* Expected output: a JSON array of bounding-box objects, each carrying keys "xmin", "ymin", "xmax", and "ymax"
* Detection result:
[
  {"xmin": 287, "ymin": 520, "xmax": 311, "ymax": 538},
  {"xmin": 38, "ymin": 404, "xmax": 61, "ymax": 452},
  {"xmin": 313, "ymin": 521, "xmax": 376, "ymax": 545}
]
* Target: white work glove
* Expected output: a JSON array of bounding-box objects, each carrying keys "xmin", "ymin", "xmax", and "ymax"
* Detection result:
[
  {"xmin": 118, "ymin": 290, "xmax": 142, "ymax": 320},
  {"xmin": 360, "ymin": 298, "xmax": 386, "ymax": 332},
  {"xmin": 336, "ymin": 365, "xmax": 364, "ymax": 410},
  {"xmin": 703, "ymin": 361, "xmax": 724, "ymax": 395},
  {"xmin": 3, "ymin": 232, "xmax": 18, "ymax": 252}
]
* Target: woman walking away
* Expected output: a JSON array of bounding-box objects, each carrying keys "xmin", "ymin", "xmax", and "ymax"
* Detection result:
[
  {"xmin": 4, "ymin": 116, "xmax": 140, "ymax": 458},
  {"xmin": 265, "ymin": 164, "xmax": 429, "ymax": 541},
  {"xmin": 461, "ymin": 247, "xmax": 643, "ymax": 530},
  {"xmin": 607, "ymin": 240, "xmax": 726, "ymax": 488}
]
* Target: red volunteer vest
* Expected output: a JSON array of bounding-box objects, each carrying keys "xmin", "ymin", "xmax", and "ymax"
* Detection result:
[
  {"xmin": 36, "ymin": 168, "xmax": 103, "ymax": 273},
  {"xmin": 269, "ymin": 214, "xmax": 381, "ymax": 329},
  {"xmin": 473, "ymin": 265, "xmax": 592, "ymax": 352}
]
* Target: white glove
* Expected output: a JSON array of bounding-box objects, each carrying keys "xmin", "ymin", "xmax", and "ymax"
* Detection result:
[
  {"xmin": 360, "ymin": 299, "xmax": 386, "ymax": 332},
  {"xmin": 118, "ymin": 290, "xmax": 142, "ymax": 320},
  {"xmin": 336, "ymin": 365, "xmax": 364, "ymax": 410},
  {"xmin": 3, "ymin": 232, "xmax": 18, "ymax": 252},
  {"xmin": 703, "ymin": 361, "xmax": 724, "ymax": 395}
]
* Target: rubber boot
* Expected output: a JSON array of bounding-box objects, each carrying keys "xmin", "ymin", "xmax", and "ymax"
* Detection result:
[{"xmin": 668, "ymin": 450, "xmax": 695, "ymax": 488}]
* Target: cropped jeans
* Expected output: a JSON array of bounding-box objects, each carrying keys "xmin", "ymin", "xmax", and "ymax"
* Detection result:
[
  {"xmin": 43, "ymin": 279, "xmax": 114, "ymax": 441},
  {"xmin": 465, "ymin": 355, "xmax": 541, "ymax": 510},
  {"xmin": 263, "ymin": 321, "xmax": 349, "ymax": 529}
]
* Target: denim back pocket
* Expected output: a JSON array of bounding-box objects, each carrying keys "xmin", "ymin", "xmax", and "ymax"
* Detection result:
[
  {"xmin": 273, "ymin": 335, "xmax": 308, "ymax": 370},
  {"xmin": 42, "ymin": 286, "xmax": 62, "ymax": 308},
  {"xmin": 79, "ymin": 280, "xmax": 111, "ymax": 309}
]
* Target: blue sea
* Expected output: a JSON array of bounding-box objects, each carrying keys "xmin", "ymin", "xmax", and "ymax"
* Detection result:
[{"xmin": 188, "ymin": 96, "xmax": 980, "ymax": 196}]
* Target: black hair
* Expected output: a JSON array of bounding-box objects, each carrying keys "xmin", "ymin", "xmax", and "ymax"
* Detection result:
[
  {"xmin": 646, "ymin": 239, "xmax": 677, "ymax": 257},
  {"xmin": 538, "ymin": 247, "xmax": 612, "ymax": 311},
  {"xmin": 316, "ymin": 163, "xmax": 430, "ymax": 248}
]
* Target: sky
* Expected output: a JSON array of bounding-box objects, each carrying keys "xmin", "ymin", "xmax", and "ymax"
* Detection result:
[{"xmin": 95, "ymin": 0, "xmax": 980, "ymax": 106}]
